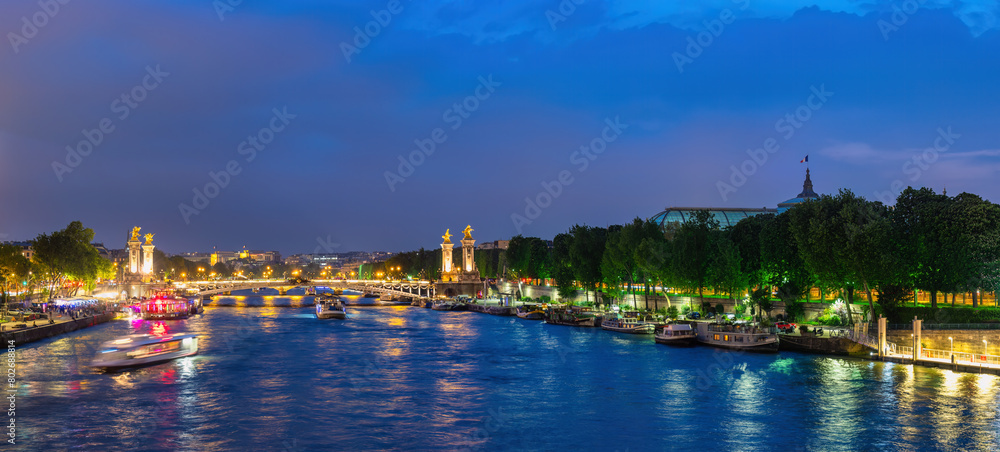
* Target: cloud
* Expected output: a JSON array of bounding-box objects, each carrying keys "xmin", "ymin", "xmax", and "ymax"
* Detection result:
[{"xmin": 400, "ymin": 0, "xmax": 999, "ymax": 42}]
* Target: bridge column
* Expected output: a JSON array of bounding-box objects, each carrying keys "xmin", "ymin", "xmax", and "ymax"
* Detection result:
[
  {"xmin": 912, "ymin": 317, "xmax": 922, "ymax": 362},
  {"xmin": 877, "ymin": 316, "xmax": 886, "ymax": 358}
]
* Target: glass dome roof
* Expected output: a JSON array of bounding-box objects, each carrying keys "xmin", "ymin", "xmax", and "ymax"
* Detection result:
[{"xmin": 649, "ymin": 207, "xmax": 776, "ymax": 228}]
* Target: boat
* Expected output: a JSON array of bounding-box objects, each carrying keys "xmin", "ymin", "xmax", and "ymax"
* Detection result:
[
  {"xmin": 601, "ymin": 312, "xmax": 655, "ymax": 334},
  {"xmin": 314, "ymin": 293, "xmax": 336, "ymax": 304},
  {"xmin": 654, "ymin": 323, "xmax": 698, "ymax": 346},
  {"xmin": 431, "ymin": 300, "xmax": 459, "ymax": 311},
  {"xmin": 694, "ymin": 322, "xmax": 778, "ymax": 352},
  {"xmin": 516, "ymin": 305, "xmax": 545, "ymax": 320},
  {"xmin": 90, "ymin": 333, "xmax": 199, "ymax": 371},
  {"xmin": 140, "ymin": 293, "xmax": 195, "ymax": 320},
  {"xmin": 544, "ymin": 307, "xmax": 601, "ymax": 327},
  {"xmin": 379, "ymin": 293, "xmax": 396, "ymax": 302},
  {"xmin": 316, "ymin": 297, "xmax": 347, "ymax": 319}
]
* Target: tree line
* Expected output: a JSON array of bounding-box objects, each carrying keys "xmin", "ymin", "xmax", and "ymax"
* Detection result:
[{"xmin": 377, "ymin": 187, "xmax": 1000, "ymax": 321}]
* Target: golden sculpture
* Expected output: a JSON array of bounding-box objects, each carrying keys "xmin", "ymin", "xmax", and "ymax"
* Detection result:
[
  {"xmin": 144, "ymin": 233, "xmax": 155, "ymax": 245},
  {"xmin": 442, "ymin": 229, "xmax": 452, "ymax": 244},
  {"xmin": 130, "ymin": 226, "xmax": 141, "ymax": 241},
  {"xmin": 463, "ymin": 225, "xmax": 474, "ymax": 239}
]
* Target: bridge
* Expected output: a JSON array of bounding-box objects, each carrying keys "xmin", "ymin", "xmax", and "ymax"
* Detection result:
[{"xmin": 173, "ymin": 279, "xmax": 436, "ymax": 300}]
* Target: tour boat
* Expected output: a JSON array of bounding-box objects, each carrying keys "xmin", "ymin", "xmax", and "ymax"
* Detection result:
[
  {"xmin": 91, "ymin": 333, "xmax": 199, "ymax": 371},
  {"xmin": 140, "ymin": 294, "xmax": 195, "ymax": 320},
  {"xmin": 654, "ymin": 323, "xmax": 697, "ymax": 346},
  {"xmin": 601, "ymin": 312, "xmax": 655, "ymax": 334},
  {"xmin": 316, "ymin": 297, "xmax": 347, "ymax": 319},
  {"xmin": 544, "ymin": 307, "xmax": 601, "ymax": 327},
  {"xmin": 694, "ymin": 322, "xmax": 778, "ymax": 352},
  {"xmin": 515, "ymin": 305, "xmax": 545, "ymax": 320}
]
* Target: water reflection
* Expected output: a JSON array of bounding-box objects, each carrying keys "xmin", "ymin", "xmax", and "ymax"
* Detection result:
[{"xmin": 13, "ymin": 306, "xmax": 1000, "ymax": 451}]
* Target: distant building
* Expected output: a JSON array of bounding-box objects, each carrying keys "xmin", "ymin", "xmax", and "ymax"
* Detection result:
[
  {"xmin": 178, "ymin": 252, "xmax": 211, "ymax": 263},
  {"xmin": 650, "ymin": 168, "xmax": 819, "ymax": 227},
  {"xmin": 477, "ymin": 240, "xmax": 510, "ymax": 250},
  {"xmin": 210, "ymin": 251, "xmax": 238, "ymax": 265},
  {"xmin": 2, "ymin": 241, "xmax": 34, "ymax": 260},
  {"xmin": 777, "ymin": 168, "xmax": 820, "ymax": 214}
]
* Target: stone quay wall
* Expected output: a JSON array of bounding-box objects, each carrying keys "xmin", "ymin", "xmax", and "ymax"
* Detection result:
[{"xmin": 1, "ymin": 312, "xmax": 116, "ymax": 345}]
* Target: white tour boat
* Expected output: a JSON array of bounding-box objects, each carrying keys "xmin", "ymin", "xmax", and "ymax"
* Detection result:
[
  {"xmin": 91, "ymin": 333, "xmax": 199, "ymax": 370},
  {"xmin": 316, "ymin": 297, "xmax": 347, "ymax": 319},
  {"xmin": 601, "ymin": 313, "xmax": 655, "ymax": 334}
]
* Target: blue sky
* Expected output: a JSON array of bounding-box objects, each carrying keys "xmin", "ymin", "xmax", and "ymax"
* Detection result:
[{"xmin": 1, "ymin": 0, "xmax": 998, "ymax": 254}]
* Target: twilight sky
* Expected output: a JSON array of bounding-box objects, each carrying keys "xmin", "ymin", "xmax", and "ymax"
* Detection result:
[{"xmin": 1, "ymin": 0, "xmax": 999, "ymax": 255}]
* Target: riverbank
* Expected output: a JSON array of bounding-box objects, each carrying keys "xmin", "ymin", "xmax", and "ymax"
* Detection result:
[{"xmin": 0, "ymin": 312, "xmax": 117, "ymax": 345}]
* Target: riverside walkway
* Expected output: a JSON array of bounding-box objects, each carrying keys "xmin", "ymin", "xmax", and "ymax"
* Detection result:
[{"xmin": 882, "ymin": 346, "xmax": 1000, "ymax": 375}]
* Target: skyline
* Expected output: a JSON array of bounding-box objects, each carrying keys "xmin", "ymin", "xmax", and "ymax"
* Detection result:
[{"xmin": 2, "ymin": 1, "xmax": 1000, "ymax": 254}]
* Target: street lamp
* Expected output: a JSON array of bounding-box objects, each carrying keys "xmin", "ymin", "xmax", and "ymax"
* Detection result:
[{"xmin": 949, "ymin": 337, "xmax": 953, "ymax": 360}]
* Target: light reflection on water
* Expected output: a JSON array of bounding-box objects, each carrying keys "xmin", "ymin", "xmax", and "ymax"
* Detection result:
[{"xmin": 13, "ymin": 299, "xmax": 1000, "ymax": 451}]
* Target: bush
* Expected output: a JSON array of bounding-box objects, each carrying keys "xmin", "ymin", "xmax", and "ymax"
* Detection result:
[
  {"xmin": 681, "ymin": 305, "xmax": 691, "ymax": 315},
  {"xmin": 734, "ymin": 304, "xmax": 747, "ymax": 317},
  {"xmin": 715, "ymin": 303, "xmax": 725, "ymax": 314},
  {"xmin": 666, "ymin": 306, "xmax": 678, "ymax": 320},
  {"xmin": 785, "ymin": 300, "xmax": 805, "ymax": 322},
  {"xmin": 799, "ymin": 325, "xmax": 810, "ymax": 334},
  {"xmin": 540, "ymin": 295, "xmax": 551, "ymax": 303}
]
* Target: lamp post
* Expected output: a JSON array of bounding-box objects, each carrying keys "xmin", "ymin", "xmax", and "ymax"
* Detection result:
[
  {"xmin": 949, "ymin": 337, "xmax": 953, "ymax": 360},
  {"xmin": 984, "ymin": 339, "xmax": 989, "ymax": 364}
]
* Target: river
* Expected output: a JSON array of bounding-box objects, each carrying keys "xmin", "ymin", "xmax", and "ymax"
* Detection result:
[{"xmin": 14, "ymin": 294, "xmax": 1000, "ymax": 451}]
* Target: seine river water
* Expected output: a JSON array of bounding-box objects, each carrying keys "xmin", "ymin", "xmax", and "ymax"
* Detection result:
[{"xmin": 14, "ymin": 293, "xmax": 1000, "ymax": 451}]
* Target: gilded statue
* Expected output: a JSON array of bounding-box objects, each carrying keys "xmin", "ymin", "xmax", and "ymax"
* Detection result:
[
  {"xmin": 144, "ymin": 233, "xmax": 155, "ymax": 245},
  {"xmin": 442, "ymin": 229, "xmax": 452, "ymax": 244},
  {"xmin": 130, "ymin": 226, "xmax": 141, "ymax": 242},
  {"xmin": 463, "ymin": 225, "xmax": 474, "ymax": 239}
]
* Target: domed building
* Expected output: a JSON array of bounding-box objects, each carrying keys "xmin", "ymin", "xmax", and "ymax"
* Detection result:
[
  {"xmin": 776, "ymin": 168, "xmax": 819, "ymax": 214},
  {"xmin": 650, "ymin": 169, "xmax": 820, "ymax": 227}
]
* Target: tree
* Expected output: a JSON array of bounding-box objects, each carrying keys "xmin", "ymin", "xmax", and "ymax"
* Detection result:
[
  {"xmin": 33, "ymin": 221, "xmax": 106, "ymax": 299},
  {"xmin": 671, "ymin": 210, "xmax": 718, "ymax": 306},
  {"xmin": 0, "ymin": 244, "xmax": 31, "ymax": 307},
  {"xmin": 892, "ymin": 187, "xmax": 958, "ymax": 308},
  {"xmin": 568, "ymin": 225, "xmax": 608, "ymax": 305},
  {"xmin": 602, "ymin": 218, "xmax": 657, "ymax": 308},
  {"xmin": 730, "ymin": 213, "xmax": 771, "ymax": 289},
  {"xmin": 707, "ymin": 229, "xmax": 747, "ymax": 303},
  {"xmin": 551, "ymin": 233, "xmax": 577, "ymax": 299},
  {"xmin": 761, "ymin": 211, "xmax": 812, "ymax": 306}
]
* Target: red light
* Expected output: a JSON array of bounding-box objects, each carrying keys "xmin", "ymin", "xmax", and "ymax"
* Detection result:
[{"xmin": 151, "ymin": 322, "xmax": 168, "ymax": 336}]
